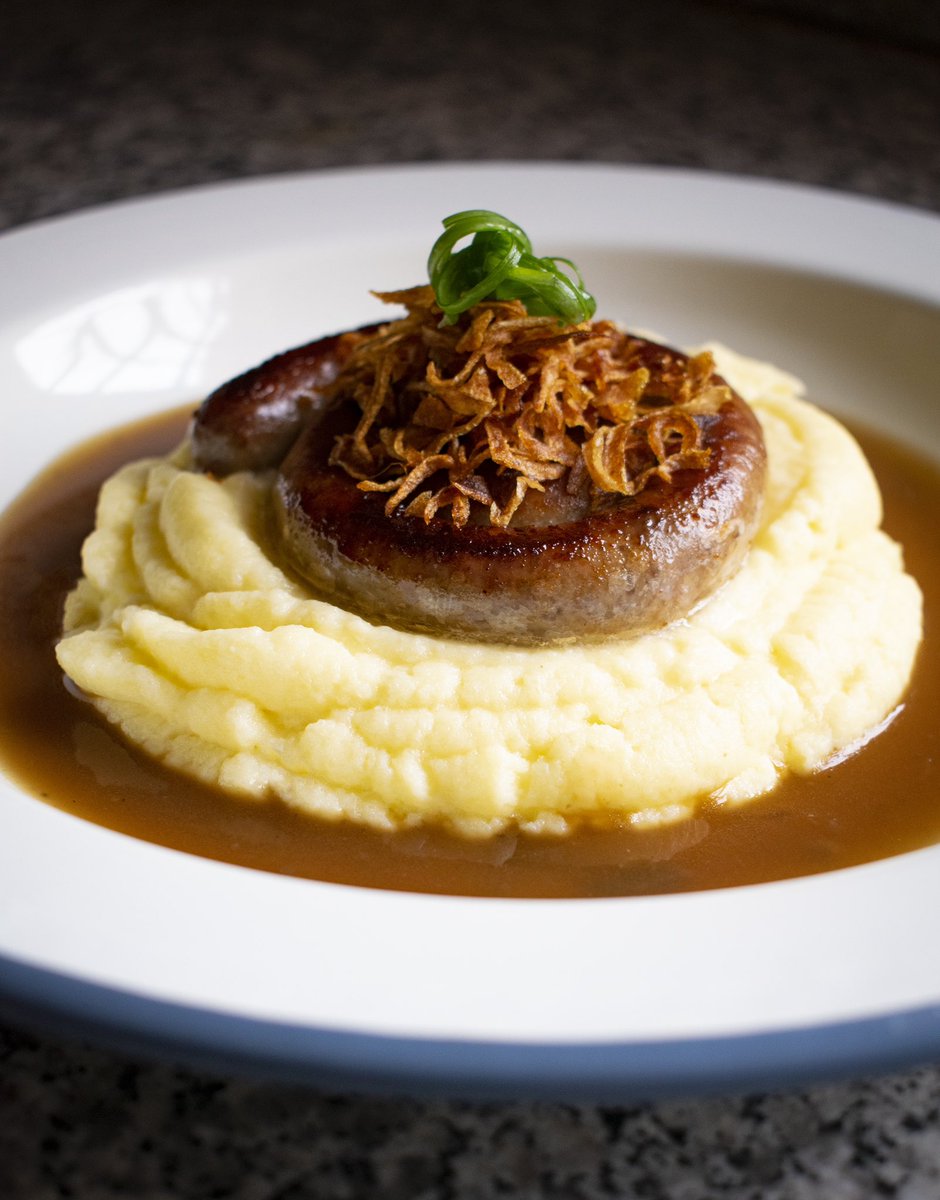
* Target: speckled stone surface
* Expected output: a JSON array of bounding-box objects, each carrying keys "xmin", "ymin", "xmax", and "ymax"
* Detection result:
[
  {"xmin": 3, "ymin": 1027, "xmax": 940, "ymax": 1200},
  {"xmin": 2, "ymin": 0, "xmax": 940, "ymax": 1195}
]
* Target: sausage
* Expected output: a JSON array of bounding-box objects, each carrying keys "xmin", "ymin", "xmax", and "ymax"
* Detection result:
[
  {"xmin": 272, "ymin": 385, "xmax": 766, "ymax": 644},
  {"xmin": 193, "ymin": 328, "xmax": 767, "ymax": 646},
  {"xmin": 191, "ymin": 326, "xmax": 379, "ymax": 475}
]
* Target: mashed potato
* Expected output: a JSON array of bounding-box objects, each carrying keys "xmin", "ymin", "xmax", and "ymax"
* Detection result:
[{"xmin": 56, "ymin": 346, "xmax": 923, "ymax": 836}]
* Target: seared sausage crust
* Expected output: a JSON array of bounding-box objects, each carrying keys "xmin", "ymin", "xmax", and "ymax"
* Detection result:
[
  {"xmin": 273, "ymin": 387, "xmax": 766, "ymax": 644},
  {"xmin": 192, "ymin": 326, "xmax": 379, "ymax": 475},
  {"xmin": 193, "ymin": 328, "xmax": 767, "ymax": 646}
]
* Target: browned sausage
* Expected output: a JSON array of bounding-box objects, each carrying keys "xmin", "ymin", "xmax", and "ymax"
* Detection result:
[
  {"xmin": 271, "ymin": 380, "xmax": 766, "ymax": 645},
  {"xmin": 191, "ymin": 326, "xmax": 379, "ymax": 475},
  {"xmin": 192, "ymin": 327, "xmax": 766, "ymax": 646}
]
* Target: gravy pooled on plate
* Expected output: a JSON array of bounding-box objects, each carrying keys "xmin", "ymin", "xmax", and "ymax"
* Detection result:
[{"xmin": 0, "ymin": 404, "xmax": 936, "ymax": 895}]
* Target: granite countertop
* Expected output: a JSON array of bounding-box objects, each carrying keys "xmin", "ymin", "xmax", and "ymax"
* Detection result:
[{"xmin": 2, "ymin": 1, "xmax": 940, "ymax": 1196}]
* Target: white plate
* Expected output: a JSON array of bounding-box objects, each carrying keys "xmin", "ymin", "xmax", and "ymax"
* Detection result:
[{"xmin": 1, "ymin": 164, "xmax": 939, "ymax": 1100}]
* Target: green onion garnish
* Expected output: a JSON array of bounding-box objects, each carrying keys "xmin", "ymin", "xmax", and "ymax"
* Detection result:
[{"xmin": 428, "ymin": 210, "xmax": 597, "ymax": 326}]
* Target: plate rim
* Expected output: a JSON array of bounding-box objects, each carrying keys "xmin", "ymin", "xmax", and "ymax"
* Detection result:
[
  {"xmin": 5, "ymin": 953, "xmax": 940, "ymax": 1101},
  {"xmin": 1, "ymin": 161, "xmax": 938, "ymax": 1098}
]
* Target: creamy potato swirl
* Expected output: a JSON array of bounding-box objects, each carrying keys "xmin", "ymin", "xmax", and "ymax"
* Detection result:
[{"xmin": 57, "ymin": 347, "xmax": 923, "ymax": 836}]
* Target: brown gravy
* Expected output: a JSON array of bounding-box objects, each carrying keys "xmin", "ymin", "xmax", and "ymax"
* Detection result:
[{"xmin": 0, "ymin": 407, "xmax": 937, "ymax": 898}]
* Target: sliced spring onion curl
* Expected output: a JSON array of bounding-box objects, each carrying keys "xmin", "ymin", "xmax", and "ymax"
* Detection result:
[{"xmin": 428, "ymin": 210, "xmax": 597, "ymax": 326}]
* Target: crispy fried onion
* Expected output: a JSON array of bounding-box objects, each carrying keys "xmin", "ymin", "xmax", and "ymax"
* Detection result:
[{"xmin": 327, "ymin": 286, "xmax": 727, "ymax": 527}]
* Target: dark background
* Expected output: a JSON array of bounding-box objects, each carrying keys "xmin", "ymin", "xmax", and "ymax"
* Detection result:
[{"xmin": 2, "ymin": 0, "xmax": 939, "ymax": 231}]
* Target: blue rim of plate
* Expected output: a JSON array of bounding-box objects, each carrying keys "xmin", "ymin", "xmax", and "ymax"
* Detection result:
[{"xmin": 3, "ymin": 954, "xmax": 940, "ymax": 1101}]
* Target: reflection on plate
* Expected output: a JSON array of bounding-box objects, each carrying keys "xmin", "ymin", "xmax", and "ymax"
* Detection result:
[{"xmin": 1, "ymin": 165, "xmax": 939, "ymax": 1100}]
